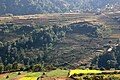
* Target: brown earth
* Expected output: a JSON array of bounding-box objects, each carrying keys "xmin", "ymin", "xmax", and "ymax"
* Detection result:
[
  {"xmin": 40, "ymin": 77, "xmax": 73, "ymax": 80},
  {"xmin": 0, "ymin": 73, "xmax": 9, "ymax": 78},
  {"xmin": 11, "ymin": 72, "xmax": 26, "ymax": 80}
]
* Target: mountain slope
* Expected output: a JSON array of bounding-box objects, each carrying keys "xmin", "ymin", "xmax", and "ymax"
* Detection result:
[{"xmin": 0, "ymin": 0, "xmax": 120, "ymax": 15}]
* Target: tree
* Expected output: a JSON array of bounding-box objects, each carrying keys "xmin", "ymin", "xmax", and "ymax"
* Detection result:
[
  {"xmin": 96, "ymin": 25, "xmax": 112, "ymax": 38},
  {"xmin": 0, "ymin": 63, "xmax": 4, "ymax": 73},
  {"xmin": 33, "ymin": 64, "xmax": 42, "ymax": 72},
  {"xmin": 107, "ymin": 60, "xmax": 117, "ymax": 69},
  {"xmin": 117, "ymin": 38, "xmax": 120, "ymax": 44},
  {"xmin": 12, "ymin": 62, "xmax": 18, "ymax": 71},
  {"xmin": 5, "ymin": 64, "xmax": 12, "ymax": 72},
  {"xmin": 60, "ymin": 31, "xmax": 65, "ymax": 37},
  {"xmin": 0, "ymin": 57, "xmax": 3, "ymax": 63},
  {"xmin": 24, "ymin": 65, "xmax": 30, "ymax": 71},
  {"xmin": 0, "ymin": 41, "xmax": 3, "ymax": 47},
  {"xmin": 45, "ymin": 64, "xmax": 56, "ymax": 71},
  {"xmin": 89, "ymin": 66, "xmax": 94, "ymax": 70}
]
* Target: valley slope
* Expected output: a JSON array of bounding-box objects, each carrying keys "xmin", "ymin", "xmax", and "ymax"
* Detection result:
[{"xmin": 0, "ymin": 12, "xmax": 120, "ymax": 69}]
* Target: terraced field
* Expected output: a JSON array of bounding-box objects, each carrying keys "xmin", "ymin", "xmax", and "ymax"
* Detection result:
[
  {"xmin": 0, "ymin": 13, "xmax": 97, "ymax": 26},
  {"xmin": 0, "ymin": 69, "xmax": 69, "ymax": 80},
  {"xmin": 1, "ymin": 69, "xmax": 120, "ymax": 80}
]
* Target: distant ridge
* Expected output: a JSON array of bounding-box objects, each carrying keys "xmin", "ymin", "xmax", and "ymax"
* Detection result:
[{"xmin": 0, "ymin": 0, "xmax": 120, "ymax": 15}]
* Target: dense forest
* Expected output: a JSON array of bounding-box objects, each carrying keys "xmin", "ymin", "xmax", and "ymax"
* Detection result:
[
  {"xmin": 0, "ymin": 21, "xmax": 117, "ymax": 72},
  {"xmin": 0, "ymin": 0, "xmax": 120, "ymax": 15}
]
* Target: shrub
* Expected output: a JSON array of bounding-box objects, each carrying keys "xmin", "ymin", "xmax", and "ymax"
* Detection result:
[
  {"xmin": 6, "ymin": 75, "xmax": 9, "ymax": 79},
  {"xmin": 78, "ymin": 73, "xmax": 83, "ymax": 76},
  {"xmin": 0, "ymin": 64, "xmax": 4, "ymax": 73},
  {"xmin": 18, "ymin": 72, "xmax": 21, "ymax": 75},
  {"xmin": 113, "ymin": 71, "xmax": 118, "ymax": 74},
  {"xmin": 45, "ymin": 64, "xmax": 56, "ymax": 71},
  {"xmin": 83, "ymin": 76, "xmax": 89, "ymax": 80},
  {"xmin": 33, "ymin": 64, "xmax": 42, "ymax": 72}
]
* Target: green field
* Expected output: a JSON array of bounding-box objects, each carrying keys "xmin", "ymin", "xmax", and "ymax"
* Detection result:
[
  {"xmin": 1, "ymin": 69, "xmax": 120, "ymax": 80},
  {"xmin": 0, "ymin": 69, "xmax": 69, "ymax": 80},
  {"xmin": 0, "ymin": 72, "xmax": 20, "ymax": 80}
]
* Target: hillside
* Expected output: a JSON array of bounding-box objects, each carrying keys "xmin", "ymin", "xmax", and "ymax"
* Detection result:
[
  {"xmin": 0, "ymin": 0, "xmax": 120, "ymax": 15},
  {"xmin": 0, "ymin": 12, "xmax": 120, "ymax": 70},
  {"xmin": 0, "ymin": 1, "xmax": 120, "ymax": 80},
  {"xmin": 0, "ymin": 21, "xmax": 109, "ymax": 67}
]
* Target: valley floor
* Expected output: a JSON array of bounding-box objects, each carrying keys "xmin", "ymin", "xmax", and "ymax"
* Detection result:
[{"xmin": 1, "ymin": 69, "xmax": 120, "ymax": 80}]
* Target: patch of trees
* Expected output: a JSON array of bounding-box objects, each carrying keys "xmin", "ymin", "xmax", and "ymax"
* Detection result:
[
  {"xmin": 0, "ymin": 62, "xmax": 57, "ymax": 73},
  {"xmin": 69, "ymin": 22, "xmax": 112, "ymax": 38},
  {"xmin": 92, "ymin": 45, "xmax": 120, "ymax": 69},
  {"xmin": 0, "ymin": 0, "xmax": 69, "ymax": 15},
  {"xmin": 0, "ymin": 23, "xmax": 69, "ymax": 72}
]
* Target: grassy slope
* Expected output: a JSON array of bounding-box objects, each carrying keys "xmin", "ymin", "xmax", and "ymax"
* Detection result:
[
  {"xmin": 0, "ymin": 72, "xmax": 19, "ymax": 80},
  {"xmin": 24, "ymin": 69, "xmax": 69, "ymax": 77},
  {"xmin": 0, "ymin": 69, "xmax": 68, "ymax": 80}
]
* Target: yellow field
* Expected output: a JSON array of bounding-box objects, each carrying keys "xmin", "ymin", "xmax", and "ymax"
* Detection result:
[
  {"xmin": 19, "ymin": 77, "xmax": 38, "ymax": 80},
  {"xmin": 68, "ymin": 69, "xmax": 102, "ymax": 77}
]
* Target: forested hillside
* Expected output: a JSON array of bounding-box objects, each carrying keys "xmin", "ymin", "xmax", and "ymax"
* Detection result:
[
  {"xmin": 0, "ymin": 22, "xmax": 112, "ymax": 69},
  {"xmin": 0, "ymin": 0, "xmax": 120, "ymax": 15},
  {"xmin": 0, "ymin": 0, "xmax": 120, "ymax": 74}
]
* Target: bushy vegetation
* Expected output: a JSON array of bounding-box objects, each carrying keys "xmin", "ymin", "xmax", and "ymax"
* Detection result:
[
  {"xmin": 0, "ymin": 20, "xmax": 117, "ymax": 74},
  {"xmin": 91, "ymin": 45, "xmax": 120, "ymax": 70}
]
